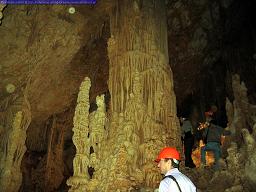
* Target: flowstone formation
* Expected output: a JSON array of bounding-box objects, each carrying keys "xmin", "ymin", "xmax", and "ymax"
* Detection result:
[
  {"xmin": 85, "ymin": 0, "xmax": 180, "ymax": 191},
  {"xmin": 0, "ymin": 95, "xmax": 32, "ymax": 192}
]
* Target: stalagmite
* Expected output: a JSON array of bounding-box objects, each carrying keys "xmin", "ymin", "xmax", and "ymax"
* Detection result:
[
  {"xmin": 67, "ymin": 77, "xmax": 91, "ymax": 191},
  {"xmin": 231, "ymin": 75, "xmax": 249, "ymax": 141},
  {"xmin": 242, "ymin": 126, "xmax": 256, "ymax": 188},
  {"xmin": 226, "ymin": 142, "xmax": 242, "ymax": 185},
  {"xmin": 88, "ymin": 94, "xmax": 106, "ymax": 151},
  {"xmin": 226, "ymin": 74, "xmax": 256, "ymax": 144},
  {"xmin": 0, "ymin": 96, "xmax": 32, "ymax": 192},
  {"xmin": 86, "ymin": 0, "xmax": 181, "ymax": 191}
]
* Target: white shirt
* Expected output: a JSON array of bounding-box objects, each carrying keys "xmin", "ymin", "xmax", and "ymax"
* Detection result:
[{"xmin": 159, "ymin": 168, "xmax": 196, "ymax": 192}]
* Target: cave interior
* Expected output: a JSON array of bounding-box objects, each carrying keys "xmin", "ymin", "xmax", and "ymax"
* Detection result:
[{"xmin": 0, "ymin": 0, "xmax": 256, "ymax": 191}]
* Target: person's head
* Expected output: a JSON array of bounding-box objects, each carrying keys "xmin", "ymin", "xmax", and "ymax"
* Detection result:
[
  {"xmin": 155, "ymin": 147, "xmax": 180, "ymax": 175},
  {"xmin": 205, "ymin": 111, "xmax": 213, "ymax": 122},
  {"xmin": 179, "ymin": 117, "xmax": 185, "ymax": 125}
]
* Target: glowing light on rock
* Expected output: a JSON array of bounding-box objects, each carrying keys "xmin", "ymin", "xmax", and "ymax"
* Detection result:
[
  {"xmin": 68, "ymin": 7, "xmax": 75, "ymax": 14},
  {"xmin": 6, "ymin": 83, "xmax": 16, "ymax": 93}
]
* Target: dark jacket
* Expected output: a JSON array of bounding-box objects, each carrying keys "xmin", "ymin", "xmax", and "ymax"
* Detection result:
[{"xmin": 203, "ymin": 123, "xmax": 231, "ymax": 143}]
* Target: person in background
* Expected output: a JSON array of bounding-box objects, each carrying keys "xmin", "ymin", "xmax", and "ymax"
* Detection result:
[
  {"xmin": 181, "ymin": 118, "xmax": 196, "ymax": 168},
  {"xmin": 155, "ymin": 147, "xmax": 197, "ymax": 192},
  {"xmin": 200, "ymin": 113, "xmax": 231, "ymax": 170},
  {"xmin": 181, "ymin": 108, "xmax": 200, "ymax": 168}
]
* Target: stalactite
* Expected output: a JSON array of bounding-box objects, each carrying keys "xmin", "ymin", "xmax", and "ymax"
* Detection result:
[{"xmin": 67, "ymin": 77, "xmax": 91, "ymax": 192}]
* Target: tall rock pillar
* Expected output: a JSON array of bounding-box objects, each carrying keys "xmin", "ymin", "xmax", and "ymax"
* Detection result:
[
  {"xmin": 67, "ymin": 77, "xmax": 91, "ymax": 192},
  {"xmin": 87, "ymin": 0, "xmax": 181, "ymax": 191}
]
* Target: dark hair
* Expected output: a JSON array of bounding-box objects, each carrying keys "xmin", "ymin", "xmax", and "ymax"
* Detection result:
[{"xmin": 164, "ymin": 158, "xmax": 180, "ymax": 169}]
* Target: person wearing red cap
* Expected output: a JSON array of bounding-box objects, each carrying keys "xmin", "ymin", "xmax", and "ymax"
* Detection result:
[{"xmin": 155, "ymin": 147, "xmax": 196, "ymax": 192}]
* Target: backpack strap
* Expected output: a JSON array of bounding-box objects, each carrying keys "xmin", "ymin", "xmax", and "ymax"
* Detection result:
[{"xmin": 163, "ymin": 175, "xmax": 182, "ymax": 192}]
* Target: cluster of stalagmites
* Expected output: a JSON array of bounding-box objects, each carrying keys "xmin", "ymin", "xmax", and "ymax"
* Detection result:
[
  {"xmin": 67, "ymin": 74, "xmax": 256, "ymax": 192},
  {"xmin": 184, "ymin": 74, "xmax": 256, "ymax": 192},
  {"xmin": 67, "ymin": 1, "xmax": 180, "ymax": 191},
  {"xmin": 67, "ymin": 74, "xmax": 174, "ymax": 191}
]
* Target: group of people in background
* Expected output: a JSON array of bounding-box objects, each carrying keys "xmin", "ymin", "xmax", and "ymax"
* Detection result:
[
  {"xmin": 155, "ymin": 104, "xmax": 231, "ymax": 192},
  {"xmin": 180, "ymin": 105, "xmax": 231, "ymax": 170}
]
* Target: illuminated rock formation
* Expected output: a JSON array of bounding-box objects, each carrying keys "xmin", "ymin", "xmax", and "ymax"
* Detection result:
[
  {"xmin": 88, "ymin": 94, "xmax": 106, "ymax": 151},
  {"xmin": 242, "ymin": 127, "xmax": 256, "ymax": 189},
  {"xmin": 0, "ymin": 4, "xmax": 5, "ymax": 25},
  {"xmin": 67, "ymin": 77, "xmax": 91, "ymax": 191},
  {"xmin": 222, "ymin": 74, "xmax": 256, "ymax": 191},
  {"xmin": 225, "ymin": 74, "xmax": 256, "ymax": 143},
  {"xmin": 86, "ymin": 0, "xmax": 181, "ymax": 191},
  {"xmin": 0, "ymin": 96, "xmax": 32, "ymax": 192}
]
